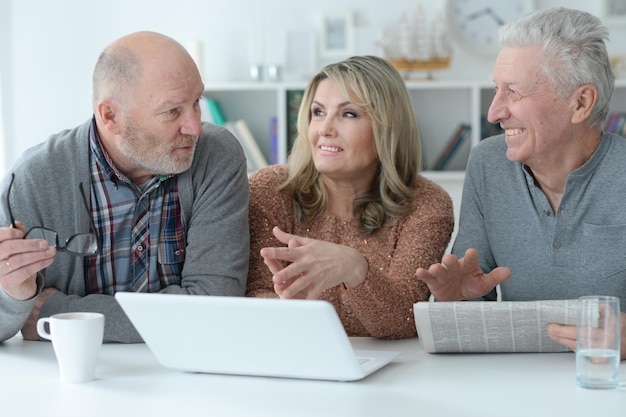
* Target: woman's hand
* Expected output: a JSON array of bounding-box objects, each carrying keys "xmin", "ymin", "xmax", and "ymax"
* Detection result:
[{"xmin": 260, "ymin": 226, "xmax": 368, "ymax": 299}]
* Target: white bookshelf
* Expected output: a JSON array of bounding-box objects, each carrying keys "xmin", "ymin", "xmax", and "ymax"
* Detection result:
[
  {"xmin": 204, "ymin": 79, "xmax": 626, "ymax": 245},
  {"xmin": 204, "ymin": 80, "xmax": 496, "ymax": 177}
]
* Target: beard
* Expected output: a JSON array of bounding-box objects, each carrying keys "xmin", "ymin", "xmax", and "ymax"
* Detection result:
[{"xmin": 118, "ymin": 119, "xmax": 199, "ymax": 176}]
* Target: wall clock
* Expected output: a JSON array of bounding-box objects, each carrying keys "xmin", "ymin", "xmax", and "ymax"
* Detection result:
[{"xmin": 446, "ymin": 0, "xmax": 535, "ymax": 56}]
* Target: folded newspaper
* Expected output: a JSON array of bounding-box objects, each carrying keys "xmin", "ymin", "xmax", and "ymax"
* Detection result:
[{"xmin": 414, "ymin": 299, "xmax": 579, "ymax": 353}]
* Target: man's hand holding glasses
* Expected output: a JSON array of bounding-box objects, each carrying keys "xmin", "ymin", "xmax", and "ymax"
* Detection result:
[
  {"xmin": 0, "ymin": 220, "xmax": 56, "ymax": 302},
  {"xmin": 1, "ymin": 173, "xmax": 98, "ymax": 303}
]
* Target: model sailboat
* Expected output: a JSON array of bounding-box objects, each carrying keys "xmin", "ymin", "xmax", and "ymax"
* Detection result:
[{"xmin": 381, "ymin": 7, "xmax": 452, "ymax": 79}]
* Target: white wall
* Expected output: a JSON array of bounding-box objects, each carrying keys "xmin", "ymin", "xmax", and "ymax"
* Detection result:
[
  {"xmin": 0, "ymin": 0, "xmax": 11, "ymax": 174},
  {"xmin": 0, "ymin": 0, "xmax": 621, "ymax": 170}
]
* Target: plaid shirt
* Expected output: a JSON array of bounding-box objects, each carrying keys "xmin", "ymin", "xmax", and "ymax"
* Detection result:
[{"xmin": 85, "ymin": 119, "xmax": 185, "ymax": 294}]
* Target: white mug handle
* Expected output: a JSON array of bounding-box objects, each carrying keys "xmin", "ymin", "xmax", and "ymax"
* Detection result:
[{"xmin": 36, "ymin": 317, "xmax": 52, "ymax": 341}]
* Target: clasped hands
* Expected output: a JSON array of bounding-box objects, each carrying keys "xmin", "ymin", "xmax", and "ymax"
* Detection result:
[
  {"xmin": 0, "ymin": 222, "xmax": 57, "ymax": 339},
  {"xmin": 260, "ymin": 226, "xmax": 368, "ymax": 299},
  {"xmin": 415, "ymin": 248, "xmax": 626, "ymax": 360}
]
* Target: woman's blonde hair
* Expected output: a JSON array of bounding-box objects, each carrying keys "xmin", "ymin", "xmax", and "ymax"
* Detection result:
[{"xmin": 282, "ymin": 55, "xmax": 422, "ymax": 235}]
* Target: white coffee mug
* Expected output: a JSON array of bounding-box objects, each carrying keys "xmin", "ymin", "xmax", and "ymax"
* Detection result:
[{"xmin": 37, "ymin": 312, "xmax": 105, "ymax": 383}]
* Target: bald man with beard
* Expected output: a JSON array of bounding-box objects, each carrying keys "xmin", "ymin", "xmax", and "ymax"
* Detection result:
[{"xmin": 0, "ymin": 32, "xmax": 249, "ymax": 343}]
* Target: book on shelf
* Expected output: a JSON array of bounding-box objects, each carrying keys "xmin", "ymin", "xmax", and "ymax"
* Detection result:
[
  {"xmin": 199, "ymin": 96, "xmax": 213, "ymax": 123},
  {"xmin": 480, "ymin": 116, "xmax": 504, "ymax": 139},
  {"xmin": 432, "ymin": 124, "xmax": 471, "ymax": 171},
  {"xmin": 200, "ymin": 96, "xmax": 226, "ymax": 126},
  {"xmin": 604, "ymin": 112, "xmax": 626, "ymax": 137},
  {"xmin": 286, "ymin": 89, "xmax": 304, "ymax": 155},
  {"xmin": 269, "ymin": 116, "xmax": 279, "ymax": 165},
  {"xmin": 225, "ymin": 119, "xmax": 268, "ymax": 172}
]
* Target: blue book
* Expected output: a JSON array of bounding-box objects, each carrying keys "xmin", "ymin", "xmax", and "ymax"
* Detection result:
[
  {"xmin": 269, "ymin": 116, "xmax": 279, "ymax": 165},
  {"xmin": 205, "ymin": 97, "xmax": 226, "ymax": 126},
  {"xmin": 433, "ymin": 124, "xmax": 471, "ymax": 171}
]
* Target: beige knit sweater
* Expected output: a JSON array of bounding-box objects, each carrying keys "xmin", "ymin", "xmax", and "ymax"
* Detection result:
[{"xmin": 246, "ymin": 165, "xmax": 454, "ymax": 339}]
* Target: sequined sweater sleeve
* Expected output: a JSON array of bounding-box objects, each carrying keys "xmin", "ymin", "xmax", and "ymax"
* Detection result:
[{"xmin": 246, "ymin": 165, "xmax": 454, "ymax": 339}]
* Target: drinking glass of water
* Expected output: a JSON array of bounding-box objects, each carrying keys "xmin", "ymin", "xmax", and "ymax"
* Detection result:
[{"xmin": 576, "ymin": 295, "xmax": 621, "ymax": 389}]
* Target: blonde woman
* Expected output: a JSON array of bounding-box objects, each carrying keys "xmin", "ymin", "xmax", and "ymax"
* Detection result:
[{"xmin": 247, "ymin": 55, "xmax": 453, "ymax": 339}]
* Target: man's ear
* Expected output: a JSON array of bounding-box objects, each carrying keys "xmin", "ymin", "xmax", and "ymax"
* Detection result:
[
  {"xmin": 95, "ymin": 99, "xmax": 122, "ymax": 135},
  {"xmin": 570, "ymin": 84, "xmax": 598, "ymax": 125}
]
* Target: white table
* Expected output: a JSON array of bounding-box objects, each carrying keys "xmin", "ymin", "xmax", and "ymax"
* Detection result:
[{"xmin": 1, "ymin": 335, "xmax": 624, "ymax": 417}]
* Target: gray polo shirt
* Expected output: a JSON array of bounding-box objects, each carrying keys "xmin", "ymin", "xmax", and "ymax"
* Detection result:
[{"xmin": 453, "ymin": 132, "xmax": 626, "ymax": 308}]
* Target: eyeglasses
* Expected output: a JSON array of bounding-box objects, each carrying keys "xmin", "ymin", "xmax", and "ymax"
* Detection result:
[{"xmin": 6, "ymin": 173, "xmax": 99, "ymax": 256}]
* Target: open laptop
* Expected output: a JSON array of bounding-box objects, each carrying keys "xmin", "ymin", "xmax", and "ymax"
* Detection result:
[{"xmin": 115, "ymin": 292, "xmax": 400, "ymax": 381}]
